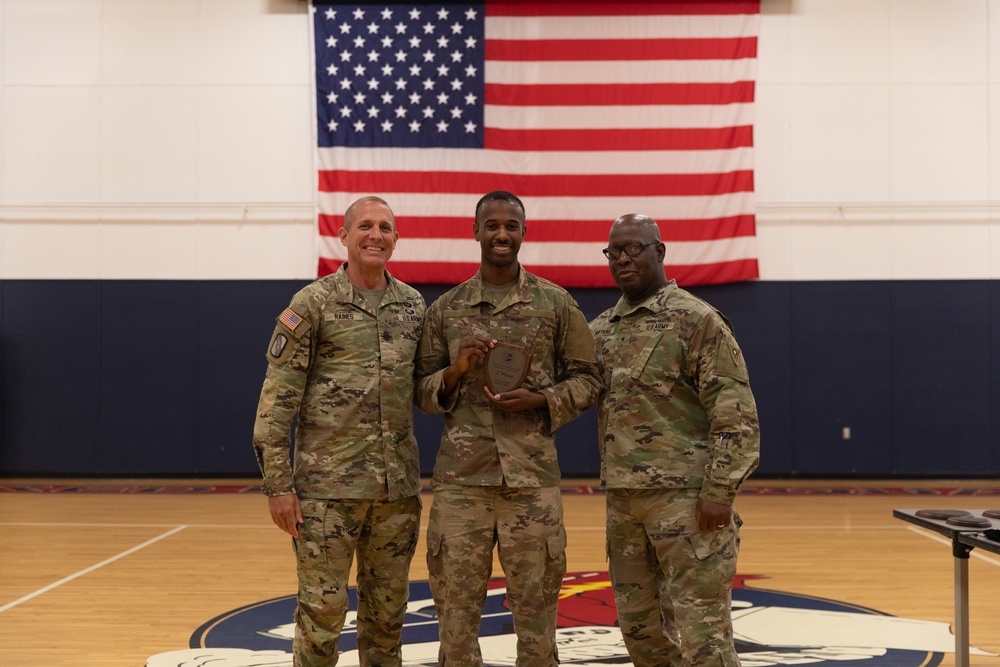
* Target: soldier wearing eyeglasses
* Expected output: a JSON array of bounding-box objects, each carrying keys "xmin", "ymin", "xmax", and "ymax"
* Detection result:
[{"xmin": 589, "ymin": 213, "xmax": 760, "ymax": 667}]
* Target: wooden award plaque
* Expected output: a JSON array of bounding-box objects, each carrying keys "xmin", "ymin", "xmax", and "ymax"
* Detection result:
[{"xmin": 484, "ymin": 341, "xmax": 531, "ymax": 394}]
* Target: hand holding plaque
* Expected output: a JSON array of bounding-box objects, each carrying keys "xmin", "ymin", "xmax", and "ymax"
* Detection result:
[{"xmin": 484, "ymin": 341, "xmax": 531, "ymax": 395}]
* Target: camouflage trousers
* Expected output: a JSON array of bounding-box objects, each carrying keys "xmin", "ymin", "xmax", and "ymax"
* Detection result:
[
  {"xmin": 293, "ymin": 495, "xmax": 421, "ymax": 667},
  {"xmin": 426, "ymin": 484, "xmax": 567, "ymax": 667},
  {"xmin": 606, "ymin": 488, "xmax": 741, "ymax": 667}
]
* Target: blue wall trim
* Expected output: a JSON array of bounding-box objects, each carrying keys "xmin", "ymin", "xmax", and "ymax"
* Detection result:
[{"xmin": 1, "ymin": 279, "xmax": 996, "ymax": 477}]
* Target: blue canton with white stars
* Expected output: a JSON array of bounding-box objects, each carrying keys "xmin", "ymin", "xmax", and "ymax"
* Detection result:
[{"xmin": 314, "ymin": 4, "xmax": 486, "ymax": 148}]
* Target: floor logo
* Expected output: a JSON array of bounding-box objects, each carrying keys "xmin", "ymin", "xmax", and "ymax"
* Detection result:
[{"xmin": 146, "ymin": 571, "xmax": 993, "ymax": 666}]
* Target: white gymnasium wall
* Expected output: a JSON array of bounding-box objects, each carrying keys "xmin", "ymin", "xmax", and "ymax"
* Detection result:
[
  {"xmin": 756, "ymin": 0, "xmax": 1000, "ymax": 281},
  {"xmin": 0, "ymin": 0, "xmax": 316, "ymax": 279},
  {"xmin": 1, "ymin": 0, "xmax": 999, "ymax": 281}
]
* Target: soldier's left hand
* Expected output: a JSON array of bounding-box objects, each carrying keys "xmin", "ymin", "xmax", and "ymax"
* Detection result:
[
  {"xmin": 268, "ymin": 493, "xmax": 303, "ymax": 537},
  {"xmin": 695, "ymin": 497, "xmax": 732, "ymax": 532},
  {"xmin": 484, "ymin": 386, "xmax": 548, "ymax": 412}
]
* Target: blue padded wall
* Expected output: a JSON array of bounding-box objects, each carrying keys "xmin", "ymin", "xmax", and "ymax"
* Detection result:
[{"xmin": 2, "ymin": 279, "xmax": 997, "ymax": 477}]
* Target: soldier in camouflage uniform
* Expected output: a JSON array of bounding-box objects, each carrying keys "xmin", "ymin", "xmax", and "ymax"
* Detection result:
[
  {"xmin": 252, "ymin": 196, "xmax": 426, "ymax": 667},
  {"xmin": 414, "ymin": 191, "xmax": 601, "ymax": 667},
  {"xmin": 589, "ymin": 214, "xmax": 760, "ymax": 667}
]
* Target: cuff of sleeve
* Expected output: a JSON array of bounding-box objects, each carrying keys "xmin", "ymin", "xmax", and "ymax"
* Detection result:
[
  {"xmin": 417, "ymin": 369, "xmax": 455, "ymax": 414},
  {"xmin": 700, "ymin": 483, "xmax": 737, "ymax": 505},
  {"xmin": 538, "ymin": 387, "xmax": 562, "ymax": 431},
  {"xmin": 262, "ymin": 479, "xmax": 295, "ymax": 496},
  {"xmin": 440, "ymin": 380, "xmax": 460, "ymax": 412}
]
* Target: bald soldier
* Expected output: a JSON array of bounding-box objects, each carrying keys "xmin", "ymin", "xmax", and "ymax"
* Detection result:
[
  {"xmin": 589, "ymin": 214, "xmax": 760, "ymax": 667},
  {"xmin": 252, "ymin": 196, "xmax": 425, "ymax": 667}
]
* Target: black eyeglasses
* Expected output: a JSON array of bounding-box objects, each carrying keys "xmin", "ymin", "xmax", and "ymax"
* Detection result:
[{"xmin": 602, "ymin": 241, "xmax": 658, "ymax": 260}]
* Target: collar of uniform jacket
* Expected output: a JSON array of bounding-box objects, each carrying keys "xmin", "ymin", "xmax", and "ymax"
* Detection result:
[{"xmin": 610, "ymin": 280, "xmax": 678, "ymax": 321}]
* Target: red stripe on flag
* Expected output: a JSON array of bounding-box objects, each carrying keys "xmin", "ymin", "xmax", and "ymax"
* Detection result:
[
  {"xmin": 665, "ymin": 258, "xmax": 759, "ymax": 286},
  {"xmin": 504, "ymin": 216, "xmax": 757, "ymax": 243},
  {"xmin": 318, "ymin": 258, "xmax": 486, "ymax": 285},
  {"xmin": 319, "ymin": 253, "xmax": 759, "ymax": 288},
  {"xmin": 487, "ymin": 1, "xmax": 761, "ymax": 17},
  {"xmin": 318, "ymin": 214, "xmax": 339, "ymax": 237},
  {"xmin": 522, "ymin": 264, "xmax": 616, "ymax": 288},
  {"xmin": 485, "ymin": 82, "xmax": 755, "ymax": 106},
  {"xmin": 319, "ymin": 170, "xmax": 755, "ymax": 197},
  {"xmin": 484, "ymin": 126, "xmax": 754, "ymax": 151},
  {"xmin": 319, "ymin": 215, "xmax": 756, "ymax": 243},
  {"xmin": 486, "ymin": 37, "xmax": 758, "ymax": 62},
  {"xmin": 549, "ymin": 260, "xmax": 758, "ymax": 288},
  {"xmin": 318, "ymin": 257, "xmax": 344, "ymax": 280}
]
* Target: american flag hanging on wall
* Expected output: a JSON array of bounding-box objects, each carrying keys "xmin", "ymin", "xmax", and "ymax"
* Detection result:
[{"xmin": 311, "ymin": 1, "xmax": 759, "ymax": 287}]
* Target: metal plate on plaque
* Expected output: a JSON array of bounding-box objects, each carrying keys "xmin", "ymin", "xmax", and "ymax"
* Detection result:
[{"xmin": 484, "ymin": 341, "xmax": 531, "ymax": 394}]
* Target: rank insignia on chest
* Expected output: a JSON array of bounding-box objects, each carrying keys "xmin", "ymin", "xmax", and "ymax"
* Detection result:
[{"xmin": 278, "ymin": 308, "xmax": 303, "ymax": 331}]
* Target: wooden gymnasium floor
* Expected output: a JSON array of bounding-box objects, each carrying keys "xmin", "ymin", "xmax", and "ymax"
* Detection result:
[{"xmin": 2, "ymin": 477, "xmax": 1000, "ymax": 667}]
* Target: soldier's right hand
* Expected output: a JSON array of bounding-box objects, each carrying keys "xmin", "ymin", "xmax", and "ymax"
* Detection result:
[
  {"xmin": 453, "ymin": 336, "xmax": 495, "ymax": 374},
  {"xmin": 441, "ymin": 336, "xmax": 495, "ymax": 398},
  {"xmin": 268, "ymin": 494, "xmax": 302, "ymax": 538}
]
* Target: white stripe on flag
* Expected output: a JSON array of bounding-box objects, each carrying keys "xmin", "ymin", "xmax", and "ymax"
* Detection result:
[
  {"xmin": 318, "ymin": 236, "xmax": 759, "ymax": 267},
  {"xmin": 317, "ymin": 191, "xmax": 756, "ymax": 221},
  {"xmin": 485, "ymin": 103, "xmax": 755, "ymax": 130},
  {"xmin": 485, "ymin": 60, "xmax": 758, "ymax": 86},
  {"xmin": 486, "ymin": 14, "xmax": 759, "ymax": 40}
]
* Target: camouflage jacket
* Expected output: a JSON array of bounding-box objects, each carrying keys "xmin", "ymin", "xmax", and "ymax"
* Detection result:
[
  {"xmin": 415, "ymin": 267, "xmax": 601, "ymax": 487},
  {"xmin": 589, "ymin": 281, "xmax": 759, "ymax": 504},
  {"xmin": 253, "ymin": 265, "xmax": 425, "ymax": 500}
]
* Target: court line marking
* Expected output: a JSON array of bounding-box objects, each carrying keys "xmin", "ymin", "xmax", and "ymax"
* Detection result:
[
  {"xmin": 1, "ymin": 522, "xmax": 904, "ymax": 530},
  {"xmin": 906, "ymin": 526, "xmax": 1000, "ymax": 566},
  {"xmin": 566, "ymin": 526, "xmax": 907, "ymax": 531},
  {"xmin": 0, "ymin": 522, "xmax": 275, "ymax": 529},
  {"xmin": 0, "ymin": 525, "xmax": 188, "ymax": 614},
  {"xmin": 2, "ymin": 522, "xmax": 912, "ymax": 531}
]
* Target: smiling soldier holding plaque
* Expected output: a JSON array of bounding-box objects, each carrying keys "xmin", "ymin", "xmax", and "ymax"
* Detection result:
[{"xmin": 415, "ymin": 191, "xmax": 601, "ymax": 667}]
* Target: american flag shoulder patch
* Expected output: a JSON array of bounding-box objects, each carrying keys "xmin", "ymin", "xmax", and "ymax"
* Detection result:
[{"xmin": 278, "ymin": 308, "xmax": 303, "ymax": 332}]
